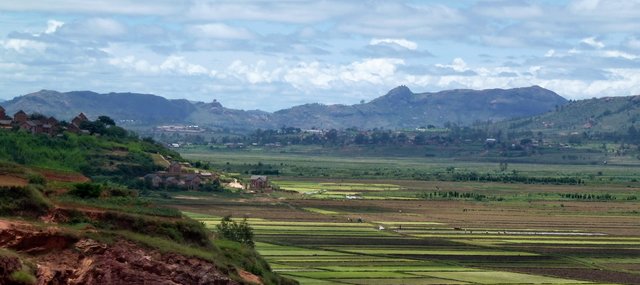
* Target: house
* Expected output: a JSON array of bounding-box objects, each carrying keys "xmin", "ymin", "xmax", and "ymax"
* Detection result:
[
  {"xmin": 165, "ymin": 176, "xmax": 179, "ymax": 187},
  {"xmin": 250, "ymin": 175, "xmax": 269, "ymax": 190},
  {"xmin": 0, "ymin": 106, "xmax": 7, "ymax": 119},
  {"xmin": 168, "ymin": 162, "xmax": 182, "ymax": 174},
  {"xmin": 20, "ymin": 121, "xmax": 43, "ymax": 134},
  {"xmin": 144, "ymin": 174, "xmax": 163, "ymax": 188},
  {"xmin": 0, "ymin": 120, "xmax": 12, "ymax": 130},
  {"xmin": 72, "ymin": 112, "xmax": 88, "ymax": 127},
  {"xmin": 13, "ymin": 110, "xmax": 28, "ymax": 124},
  {"xmin": 183, "ymin": 174, "xmax": 202, "ymax": 190}
]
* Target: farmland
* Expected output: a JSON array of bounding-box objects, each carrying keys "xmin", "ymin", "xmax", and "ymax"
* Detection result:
[{"xmin": 169, "ymin": 148, "xmax": 640, "ymax": 284}]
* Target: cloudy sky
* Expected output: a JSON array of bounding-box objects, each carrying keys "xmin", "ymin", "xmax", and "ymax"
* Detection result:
[{"xmin": 1, "ymin": 0, "xmax": 640, "ymax": 110}]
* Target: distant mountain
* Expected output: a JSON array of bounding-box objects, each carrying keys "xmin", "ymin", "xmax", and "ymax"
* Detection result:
[
  {"xmin": 2, "ymin": 90, "xmax": 195, "ymax": 123},
  {"xmin": 272, "ymin": 86, "xmax": 567, "ymax": 129},
  {"xmin": 497, "ymin": 95, "xmax": 640, "ymax": 135},
  {"xmin": 1, "ymin": 86, "xmax": 567, "ymax": 130}
]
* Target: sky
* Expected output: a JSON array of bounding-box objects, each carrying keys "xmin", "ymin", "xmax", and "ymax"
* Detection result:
[{"xmin": 1, "ymin": 0, "xmax": 640, "ymax": 111}]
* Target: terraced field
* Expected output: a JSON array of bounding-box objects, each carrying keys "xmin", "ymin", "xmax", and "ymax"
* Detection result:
[{"xmin": 184, "ymin": 205, "xmax": 638, "ymax": 284}]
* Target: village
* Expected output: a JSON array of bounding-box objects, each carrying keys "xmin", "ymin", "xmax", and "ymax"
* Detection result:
[
  {"xmin": 0, "ymin": 105, "xmax": 275, "ymax": 194},
  {"xmin": 0, "ymin": 105, "xmax": 90, "ymax": 135},
  {"xmin": 142, "ymin": 159, "xmax": 272, "ymax": 193}
]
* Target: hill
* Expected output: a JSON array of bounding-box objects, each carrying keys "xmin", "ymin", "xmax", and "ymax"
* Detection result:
[
  {"xmin": 3, "ymin": 90, "xmax": 195, "ymax": 124},
  {"xmin": 496, "ymin": 95, "xmax": 640, "ymax": 138},
  {"xmin": 2, "ymin": 86, "xmax": 567, "ymax": 131},
  {"xmin": 0, "ymin": 120, "xmax": 296, "ymax": 285}
]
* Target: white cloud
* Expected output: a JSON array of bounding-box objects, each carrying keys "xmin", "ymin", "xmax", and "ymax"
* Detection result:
[
  {"xmin": 185, "ymin": 1, "xmax": 357, "ymax": 23},
  {"xmin": 569, "ymin": 0, "xmax": 601, "ymax": 12},
  {"xmin": 436, "ymin": 58, "xmax": 468, "ymax": 72},
  {"xmin": 160, "ymin": 56, "xmax": 208, "ymax": 75},
  {"xmin": 339, "ymin": 2, "xmax": 467, "ymax": 38},
  {"xmin": 601, "ymin": 50, "xmax": 638, "ymax": 60},
  {"xmin": 0, "ymin": 1, "xmax": 175, "ymax": 15},
  {"xmin": 45, "ymin": 20, "xmax": 64, "ymax": 34},
  {"xmin": 625, "ymin": 37, "xmax": 640, "ymax": 50},
  {"xmin": 339, "ymin": 58, "xmax": 404, "ymax": 84},
  {"xmin": 544, "ymin": 49, "xmax": 556, "ymax": 57},
  {"xmin": 109, "ymin": 55, "xmax": 210, "ymax": 76},
  {"xmin": 1, "ymin": 39, "xmax": 47, "ymax": 52},
  {"xmin": 581, "ymin": 37, "xmax": 605, "ymax": 49},
  {"xmin": 188, "ymin": 23, "xmax": 254, "ymax": 40},
  {"xmin": 284, "ymin": 62, "xmax": 336, "ymax": 89},
  {"xmin": 369, "ymin": 38, "xmax": 418, "ymax": 50},
  {"xmin": 227, "ymin": 60, "xmax": 281, "ymax": 84},
  {"xmin": 60, "ymin": 18, "xmax": 127, "ymax": 38},
  {"xmin": 474, "ymin": 3, "xmax": 543, "ymax": 19},
  {"xmin": 226, "ymin": 58, "xmax": 405, "ymax": 89}
]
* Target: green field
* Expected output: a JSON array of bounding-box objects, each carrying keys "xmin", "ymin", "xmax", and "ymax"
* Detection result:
[
  {"xmin": 172, "ymin": 147, "xmax": 640, "ymax": 284},
  {"xmin": 183, "ymin": 211, "xmax": 613, "ymax": 284}
]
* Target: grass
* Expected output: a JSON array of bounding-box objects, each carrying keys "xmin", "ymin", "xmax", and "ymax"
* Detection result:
[
  {"xmin": 410, "ymin": 271, "xmax": 589, "ymax": 284},
  {"xmin": 55, "ymin": 195, "xmax": 183, "ymax": 218},
  {"xmin": 180, "ymin": 146, "xmax": 640, "ymax": 185},
  {"xmin": 0, "ymin": 185, "xmax": 52, "ymax": 218},
  {"xmin": 10, "ymin": 269, "xmax": 37, "ymax": 285},
  {"xmin": 338, "ymin": 248, "xmax": 539, "ymax": 256},
  {"xmin": 284, "ymin": 271, "xmax": 415, "ymax": 279}
]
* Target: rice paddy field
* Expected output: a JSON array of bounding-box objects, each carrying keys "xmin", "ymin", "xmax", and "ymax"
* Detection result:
[
  {"xmin": 172, "ymin": 182, "xmax": 640, "ymax": 285},
  {"xmin": 172, "ymin": 149, "xmax": 640, "ymax": 284}
]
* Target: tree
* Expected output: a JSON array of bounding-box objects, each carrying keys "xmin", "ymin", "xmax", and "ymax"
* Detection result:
[
  {"xmin": 97, "ymin": 116, "xmax": 116, "ymax": 126},
  {"xmin": 216, "ymin": 215, "xmax": 254, "ymax": 246}
]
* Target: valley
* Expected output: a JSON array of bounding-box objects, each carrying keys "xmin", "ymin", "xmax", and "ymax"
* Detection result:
[{"xmin": 165, "ymin": 147, "xmax": 640, "ymax": 284}]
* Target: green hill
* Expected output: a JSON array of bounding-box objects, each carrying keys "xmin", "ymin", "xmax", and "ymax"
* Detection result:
[
  {"xmin": 497, "ymin": 95, "xmax": 640, "ymax": 139},
  {"xmin": 0, "ymin": 121, "xmax": 296, "ymax": 285}
]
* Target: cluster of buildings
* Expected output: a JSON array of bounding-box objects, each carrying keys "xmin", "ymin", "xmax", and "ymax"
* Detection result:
[
  {"xmin": 0, "ymin": 105, "xmax": 89, "ymax": 135},
  {"xmin": 154, "ymin": 124, "xmax": 205, "ymax": 133},
  {"xmin": 143, "ymin": 161, "xmax": 216, "ymax": 190}
]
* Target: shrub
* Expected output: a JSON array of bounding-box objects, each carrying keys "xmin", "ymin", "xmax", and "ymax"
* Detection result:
[
  {"xmin": 0, "ymin": 186, "xmax": 51, "ymax": 218},
  {"xmin": 10, "ymin": 268, "xmax": 36, "ymax": 285},
  {"xmin": 26, "ymin": 173, "xmax": 46, "ymax": 185},
  {"xmin": 68, "ymin": 183, "xmax": 103, "ymax": 198},
  {"xmin": 216, "ymin": 216, "xmax": 254, "ymax": 247}
]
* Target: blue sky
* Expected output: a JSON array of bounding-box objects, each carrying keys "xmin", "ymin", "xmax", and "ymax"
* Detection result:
[{"xmin": 1, "ymin": 0, "xmax": 640, "ymax": 111}]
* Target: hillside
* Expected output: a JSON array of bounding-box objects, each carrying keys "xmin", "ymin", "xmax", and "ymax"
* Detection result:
[
  {"xmin": 3, "ymin": 86, "xmax": 567, "ymax": 130},
  {"xmin": 0, "ymin": 120, "xmax": 296, "ymax": 285},
  {"xmin": 497, "ymin": 95, "xmax": 640, "ymax": 137}
]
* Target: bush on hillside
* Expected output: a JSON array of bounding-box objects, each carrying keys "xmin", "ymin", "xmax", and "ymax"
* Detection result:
[
  {"xmin": 26, "ymin": 173, "xmax": 46, "ymax": 185},
  {"xmin": 0, "ymin": 186, "xmax": 51, "ymax": 218},
  {"xmin": 216, "ymin": 216, "xmax": 254, "ymax": 247},
  {"xmin": 68, "ymin": 183, "xmax": 103, "ymax": 198}
]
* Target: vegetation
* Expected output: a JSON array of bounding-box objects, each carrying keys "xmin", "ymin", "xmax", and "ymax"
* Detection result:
[
  {"xmin": 10, "ymin": 268, "xmax": 36, "ymax": 285},
  {"xmin": 216, "ymin": 216, "xmax": 255, "ymax": 247},
  {"xmin": 0, "ymin": 186, "xmax": 51, "ymax": 218},
  {"xmin": 0, "ymin": 120, "xmax": 296, "ymax": 285}
]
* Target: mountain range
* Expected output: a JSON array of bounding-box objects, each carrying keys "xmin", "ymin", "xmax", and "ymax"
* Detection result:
[{"xmin": 1, "ymin": 86, "xmax": 567, "ymax": 131}]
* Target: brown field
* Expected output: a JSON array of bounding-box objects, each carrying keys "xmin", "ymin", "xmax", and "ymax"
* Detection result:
[
  {"xmin": 37, "ymin": 169, "xmax": 90, "ymax": 183},
  {"xmin": 0, "ymin": 175, "xmax": 28, "ymax": 186}
]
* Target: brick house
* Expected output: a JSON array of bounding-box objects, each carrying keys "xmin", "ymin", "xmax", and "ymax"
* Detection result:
[
  {"xmin": 13, "ymin": 110, "xmax": 28, "ymax": 124},
  {"xmin": 71, "ymin": 113, "xmax": 88, "ymax": 127},
  {"xmin": 250, "ymin": 175, "xmax": 269, "ymax": 190},
  {"xmin": 168, "ymin": 162, "xmax": 182, "ymax": 174}
]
